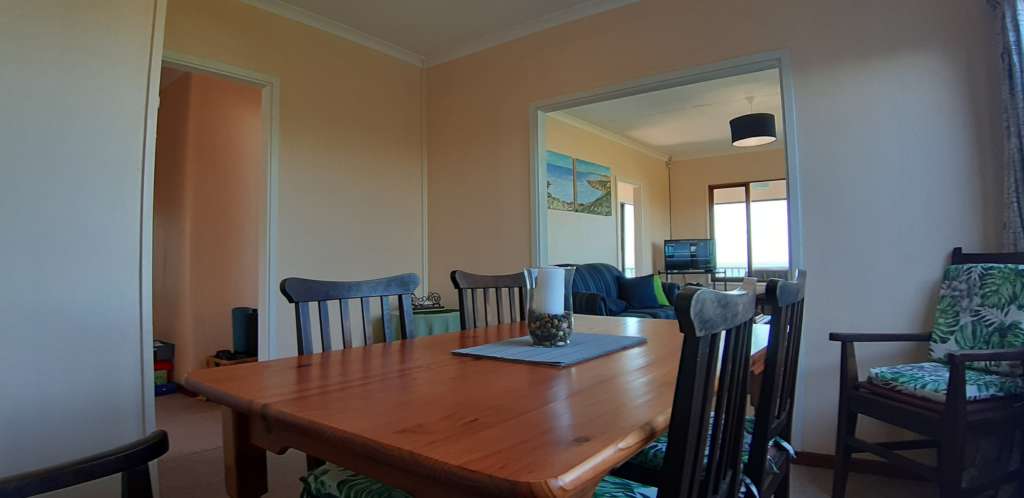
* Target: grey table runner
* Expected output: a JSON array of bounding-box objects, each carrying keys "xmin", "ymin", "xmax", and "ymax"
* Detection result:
[{"xmin": 451, "ymin": 333, "xmax": 647, "ymax": 367}]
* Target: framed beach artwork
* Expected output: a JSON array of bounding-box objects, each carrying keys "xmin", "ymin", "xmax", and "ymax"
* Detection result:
[
  {"xmin": 546, "ymin": 151, "xmax": 575, "ymax": 212},
  {"xmin": 573, "ymin": 159, "xmax": 612, "ymax": 216}
]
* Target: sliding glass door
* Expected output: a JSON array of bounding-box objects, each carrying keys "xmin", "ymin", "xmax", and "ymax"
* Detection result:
[{"xmin": 710, "ymin": 179, "xmax": 789, "ymax": 279}]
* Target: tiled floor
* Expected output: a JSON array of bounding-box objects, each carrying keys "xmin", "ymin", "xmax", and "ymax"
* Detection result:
[{"xmin": 156, "ymin": 393, "xmax": 931, "ymax": 498}]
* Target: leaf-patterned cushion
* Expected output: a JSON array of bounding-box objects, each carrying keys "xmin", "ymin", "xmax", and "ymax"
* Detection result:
[
  {"xmin": 929, "ymin": 264, "xmax": 1024, "ymax": 376},
  {"xmin": 593, "ymin": 475, "xmax": 658, "ymax": 498},
  {"xmin": 301, "ymin": 464, "xmax": 411, "ymax": 498},
  {"xmin": 625, "ymin": 416, "xmax": 795, "ymax": 474},
  {"xmin": 867, "ymin": 362, "xmax": 1024, "ymax": 402}
]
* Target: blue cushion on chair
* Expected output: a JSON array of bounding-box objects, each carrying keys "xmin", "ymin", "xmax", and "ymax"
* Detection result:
[
  {"xmin": 619, "ymin": 275, "xmax": 661, "ymax": 309},
  {"xmin": 301, "ymin": 464, "xmax": 411, "ymax": 498}
]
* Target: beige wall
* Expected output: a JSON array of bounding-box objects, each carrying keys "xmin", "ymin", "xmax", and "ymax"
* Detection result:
[
  {"xmin": 154, "ymin": 72, "xmax": 264, "ymax": 380},
  {"xmin": 165, "ymin": 0, "xmax": 425, "ymax": 357},
  {"xmin": 670, "ymin": 149, "xmax": 787, "ymax": 239},
  {"xmin": 0, "ymin": 0, "xmax": 160, "ymax": 488},
  {"xmin": 426, "ymin": 0, "xmax": 1002, "ymax": 453},
  {"xmin": 544, "ymin": 115, "xmax": 670, "ymax": 277}
]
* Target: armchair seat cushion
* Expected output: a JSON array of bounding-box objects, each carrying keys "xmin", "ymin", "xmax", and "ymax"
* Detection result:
[
  {"xmin": 301, "ymin": 464, "xmax": 411, "ymax": 498},
  {"xmin": 625, "ymin": 416, "xmax": 795, "ymax": 474},
  {"xmin": 867, "ymin": 362, "xmax": 1024, "ymax": 403}
]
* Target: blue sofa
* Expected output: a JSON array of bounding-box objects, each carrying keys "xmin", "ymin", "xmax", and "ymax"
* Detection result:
[{"xmin": 559, "ymin": 263, "xmax": 680, "ymax": 319}]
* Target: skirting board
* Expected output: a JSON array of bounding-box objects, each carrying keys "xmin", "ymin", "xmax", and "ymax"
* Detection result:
[{"xmin": 795, "ymin": 452, "xmax": 928, "ymax": 482}]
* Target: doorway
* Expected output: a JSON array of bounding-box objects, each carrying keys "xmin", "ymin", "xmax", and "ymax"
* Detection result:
[
  {"xmin": 618, "ymin": 181, "xmax": 641, "ymax": 277},
  {"xmin": 149, "ymin": 54, "xmax": 279, "ymax": 472},
  {"xmin": 530, "ymin": 53, "xmax": 803, "ymax": 275}
]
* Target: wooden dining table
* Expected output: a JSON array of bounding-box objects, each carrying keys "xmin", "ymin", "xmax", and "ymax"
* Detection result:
[{"xmin": 185, "ymin": 314, "xmax": 770, "ymax": 498}]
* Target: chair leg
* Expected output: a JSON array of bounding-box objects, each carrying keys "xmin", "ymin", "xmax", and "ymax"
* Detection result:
[
  {"xmin": 830, "ymin": 408, "xmax": 857, "ymax": 498},
  {"xmin": 938, "ymin": 429, "xmax": 965, "ymax": 498},
  {"xmin": 775, "ymin": 470, "xmax": 791, "ymax": 498},
  {"xmin": 121, "ymin": 464, "xmax": 153, "ymax": 498}
]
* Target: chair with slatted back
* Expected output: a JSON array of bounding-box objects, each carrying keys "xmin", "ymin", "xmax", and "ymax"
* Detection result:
[
  {"xmin": 450, "ymin": 270, "xmax": 527, "ymax": 330},
  {"xmin": 0, "ymin": 430, "xmax": 168, "ymax": 498},
  {"xmin": 596, "ymin": 280, "xmax": 757, "ymax": 498},
  {"xmin": 745, "ymin": 270, "xmax": 806, "ymax": 498},
  {"xmin": 280, "ymin": 273, "xmax": 420, "ymax": 498},
  {"xmin": 279, "ymin": 273, "xmax": 419, "ymax": 355}
]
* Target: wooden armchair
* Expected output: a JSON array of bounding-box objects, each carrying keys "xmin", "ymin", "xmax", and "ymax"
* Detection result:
[{"xmin": 830, "ymin": 247, "xmax": 1024, "ymax": 498}]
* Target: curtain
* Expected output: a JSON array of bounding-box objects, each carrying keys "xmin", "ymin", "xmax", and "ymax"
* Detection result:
[{"xmin": 993, "ymin": 0, "xmax": 1024, "ymax": 250}]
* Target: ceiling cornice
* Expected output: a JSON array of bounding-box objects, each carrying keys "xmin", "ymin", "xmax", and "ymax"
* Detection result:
[
  {"xmin": 240, "ymin": 0, "xmax": 426, "ymax": 67},
  {"xmin": 548, "ymin": 111, "xmax": 670, "ymax": 162},
  {"xmin": 425, "ymin": 0, "xmax": 639, "ymax": 67}
]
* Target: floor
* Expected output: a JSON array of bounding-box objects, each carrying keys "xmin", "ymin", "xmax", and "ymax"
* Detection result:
[{"xmin": 156, "ymin": 393, "xmax": 932, "ymax": 498}]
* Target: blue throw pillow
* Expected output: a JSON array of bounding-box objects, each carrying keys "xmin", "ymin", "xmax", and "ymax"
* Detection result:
[{"xmin": 619, "ymin": 275, "xmax": 661, "ymax": 309}]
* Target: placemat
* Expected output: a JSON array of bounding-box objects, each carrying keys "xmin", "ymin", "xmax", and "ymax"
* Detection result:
[{"xmin": 451, "ymin": 333, "xmax": 647, "ymax": 367}]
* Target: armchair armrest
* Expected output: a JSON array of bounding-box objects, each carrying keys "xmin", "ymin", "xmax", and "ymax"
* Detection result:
[
  {"xmin": 829, "ymin": 332, "xmax": 932, "ymax": 343},
  {"xmin": 947, "ymin": 347, "xmax": 1024, "ymax": 365},
  {"xmin": 572, "ymin": 292, "xmax": 609, "ymax": 316}
]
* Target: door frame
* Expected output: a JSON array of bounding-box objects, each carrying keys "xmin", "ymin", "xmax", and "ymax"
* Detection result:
[
  {"xmin": 141, "ymin": 50, "xmax": 281, "ymax": 439},
  {"xmin": 528, "ymin": 51, "xmax": 804, "ymax": 272}
]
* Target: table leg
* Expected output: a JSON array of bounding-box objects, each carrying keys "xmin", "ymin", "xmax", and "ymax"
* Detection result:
[{"xmin": 222, "ymin": 407, "xmax": 268, "ymax": 498}]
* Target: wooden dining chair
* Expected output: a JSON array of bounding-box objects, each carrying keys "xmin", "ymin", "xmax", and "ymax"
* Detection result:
[
  {"xmin": 598, "ymin": 280, "xmax": 757, "ymax": 498},
  {"xmin": 0, "ymin": 430, "xmax": 168, "ymax": 498},
  {"xmin": 744, "ymin": 270, "xmax": 806, "ymax": 498},
  {"xmin": 450, "ymin": 270, "xmax": 527, "ymax": 329},
  {"xmin": 279, "ymin": 273, "xmax": 420, "ymax": 355},
  {"xmin": 280, "ymin": 273, "xmax": 422, "ymax": 496}
]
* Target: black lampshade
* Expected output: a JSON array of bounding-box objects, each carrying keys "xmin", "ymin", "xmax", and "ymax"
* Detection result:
[{"xmin": 729, "ymin": 113, "xmax": 777, "ymax": 147}]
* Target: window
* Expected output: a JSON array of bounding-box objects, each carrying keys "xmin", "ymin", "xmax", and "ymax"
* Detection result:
[
  {"xmin": 710, "ymin": 179, "xmax": 789, "ymax": 278},
  {"xmin": 620, "ymin": 202, "xmax": 636, "ymax": 277}
]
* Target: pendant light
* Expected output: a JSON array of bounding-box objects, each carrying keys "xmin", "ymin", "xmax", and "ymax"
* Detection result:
[{"xmin": 730, "ymin": 96, "xmax": 777, "ymax": 147}]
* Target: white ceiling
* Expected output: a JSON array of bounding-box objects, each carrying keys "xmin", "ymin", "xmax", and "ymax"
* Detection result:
[
  {"xmin": 244, "ymin": 0, "xmax": 638, "ymax": 66},
  {"xmin": 560, "ymin": 69, "xmax": 785, "ymax": 161}
]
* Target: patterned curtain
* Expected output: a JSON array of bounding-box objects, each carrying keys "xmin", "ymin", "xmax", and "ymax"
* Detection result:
[{"xmin": 993, "ymin": 0, "xmax": 1024, "ymax": 250}]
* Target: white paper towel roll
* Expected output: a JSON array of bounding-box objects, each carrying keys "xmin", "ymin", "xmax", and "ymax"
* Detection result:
[{"xmin": 533, "ymin": 267, "xmax": 566, "ymax": 315}]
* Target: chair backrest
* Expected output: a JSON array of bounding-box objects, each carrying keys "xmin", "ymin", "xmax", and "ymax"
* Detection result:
[
  {"xmin": 0, "ymin": 430, "xmax": 168, "ymax": 498},
  {"xmin": 659, "ymin": 279, "xmax": 757, "ymax": 498},
  {"xmin": 930, "ymin": 248, "xmax": 1024, "ymax": 376},
  {"xmin": 280, "ymin": 273, "xmax": 420, "ymax": 355},
  {"xmin": 450, "ymin": 270, "xmax": 527, "ymax": 330},
  {"xmin": 950, "ymin": 246, "xmax": 1024, "ymax": 265},
  {"xmin": 745, "ymin": 269, "xmax": 806, "ymax": 488}
]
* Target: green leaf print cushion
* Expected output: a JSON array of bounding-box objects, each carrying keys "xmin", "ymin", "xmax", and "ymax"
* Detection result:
[{"xmin": 929, "ymin": 264, "xmax": 1024, "ymax": 376}]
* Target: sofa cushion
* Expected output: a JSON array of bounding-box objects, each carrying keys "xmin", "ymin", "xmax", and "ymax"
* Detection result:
[
  {"xmin": 929, "ymin": 264, "xmax": 1024, "ymax": 376},
  {"xmin": 653, "ymin": 275, "xmax": 671, "ymax": 306},
  {"xmin": 623, "ymin": 307, "xmax": 676, "ymax": 320},
  {"xmin": 867, "ymin": 362, "xmax": 1024, "ymax": 402},
  {"xmin": 619, "ymin": 275, "xmax": 661, "ymax": 309},
  {"xmin": 606, "ymin": 297, "xmax": 628, "ymax": 315}
]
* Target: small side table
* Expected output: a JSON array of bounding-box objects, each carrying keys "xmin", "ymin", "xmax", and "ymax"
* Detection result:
[
  {"xmin": 411, "ymin": 308, "xmax": 462, "ymax": 337},
  {"xmin": 205, "ymin": 356, "xmax": 258, "ymax": 368}
]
